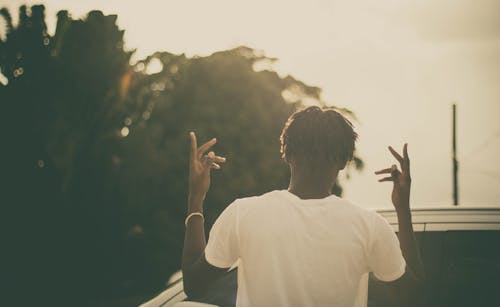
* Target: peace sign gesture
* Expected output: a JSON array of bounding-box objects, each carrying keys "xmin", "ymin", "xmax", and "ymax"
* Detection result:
[
  {"xmin": 188, "ymin": 132, "xmax": 226, "ymax": 203},
  {"xmin": 375, "ymin": 144, "xmax": 412, "ymax": 210}
]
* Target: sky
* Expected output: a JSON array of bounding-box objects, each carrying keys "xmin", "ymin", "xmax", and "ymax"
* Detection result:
[{"xmin": 2, "ymin": 0, "xmax": 499, "ymax": 208}]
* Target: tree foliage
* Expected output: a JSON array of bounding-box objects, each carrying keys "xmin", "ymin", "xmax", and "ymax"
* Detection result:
[{"xmin": 1, "ymin": 5, "xmax": 362, "ymax": 305}]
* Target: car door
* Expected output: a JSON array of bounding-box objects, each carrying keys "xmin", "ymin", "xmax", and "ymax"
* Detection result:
[{"xmin": 437, "ymin": 230, "xmax": 500, "ymax": 307}]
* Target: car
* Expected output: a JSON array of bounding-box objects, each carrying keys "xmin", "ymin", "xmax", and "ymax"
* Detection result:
[{"xmin": 140, "ymin": 207, "xmax": 500, "ymax": 307}]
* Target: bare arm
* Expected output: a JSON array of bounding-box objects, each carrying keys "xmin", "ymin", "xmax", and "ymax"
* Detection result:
[
  {"xmin": 182, "ymin": 132, "xmax": 228, "ymax": 298},
  {"xmin": 375, "ymin": 144, "xmax": 425, "ymax": 302}
]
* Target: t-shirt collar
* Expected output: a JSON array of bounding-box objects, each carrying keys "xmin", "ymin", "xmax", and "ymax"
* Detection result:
[{"xmin": 279, "ymin": 189, "xmax": 340, "ymax": 205}]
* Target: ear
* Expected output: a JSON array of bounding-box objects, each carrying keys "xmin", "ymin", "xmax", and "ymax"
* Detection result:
[{"xmin": 282, "ymin": 146, "xmax": 293, "ymax": 164}]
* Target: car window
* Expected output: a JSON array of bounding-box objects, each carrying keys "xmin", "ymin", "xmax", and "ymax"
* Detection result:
[{"xmin": 417, "ymin": 230, "xmax": 446, "ymax": 307}]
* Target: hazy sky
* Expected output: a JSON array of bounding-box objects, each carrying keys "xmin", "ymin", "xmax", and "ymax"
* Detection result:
[{"xmin": 2, "ymin": 0, "xmax": 499, "ymax": 208}]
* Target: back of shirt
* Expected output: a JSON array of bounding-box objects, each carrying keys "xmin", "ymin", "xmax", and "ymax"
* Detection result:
[{"xmin": 205, "ymin": 190, "xmax": 406, "ymax": 307}]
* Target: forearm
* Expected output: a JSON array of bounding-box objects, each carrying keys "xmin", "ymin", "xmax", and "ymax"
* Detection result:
[
  {"xmin": 182, "ymin": 132, "xmax": 227, "ymax": 297},
  {"xmin": 396, "ymin": 206, "xmax": 425, "ymax": 280},
  {"xmin": 182, "ymin": 195, "xmax": 206, "ymax": 269}
]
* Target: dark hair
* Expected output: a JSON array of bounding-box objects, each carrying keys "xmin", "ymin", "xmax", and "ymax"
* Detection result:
[{"xmin": 280, "ymin": 106, "xmax": 358, "ymax": 169}]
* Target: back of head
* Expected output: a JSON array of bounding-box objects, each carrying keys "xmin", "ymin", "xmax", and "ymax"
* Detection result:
[{"xmin": 280, "ymin": 106, "xmax": 358, "ymax": 170}]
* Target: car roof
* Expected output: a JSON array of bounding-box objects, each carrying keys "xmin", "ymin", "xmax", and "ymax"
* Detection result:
[{"xmin": 376, "ymin": 207, "xmax": 500, "ymax": 231}]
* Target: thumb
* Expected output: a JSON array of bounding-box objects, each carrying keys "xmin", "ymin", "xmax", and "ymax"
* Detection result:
[
  {"xmin": 202, "ymin": 155, "xmax": 214, "ymax": 170},
  {"xmin": 390, "ymin": 164, "xmax": 400, "ymax": 179}
]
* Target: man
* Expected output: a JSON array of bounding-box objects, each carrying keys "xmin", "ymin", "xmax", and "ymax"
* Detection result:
[{"xmin": 182, "ymin": 106, "xmax": 425, "ymax": 306}]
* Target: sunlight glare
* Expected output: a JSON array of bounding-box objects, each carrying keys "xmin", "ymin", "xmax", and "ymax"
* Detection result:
[
  {"xmin": 145, "ymin": 58, "xmax": 163, "ymax": 75},
  {"xmin": 120, "ymin": 126, "xmax": 130, "ymax": 137},
  {"xmin": 142, "ymin": 111, "xmax": 151, "ymax": 120},
  {"xmin": 124, "ymin": 117, "xmax": 132, "ymax": 126},
  {"xmin": 0, "ymin": 69, "xmax": 8, "ymax": 85}
]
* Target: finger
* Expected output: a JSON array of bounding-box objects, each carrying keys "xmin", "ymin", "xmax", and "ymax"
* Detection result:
[
  {"xmin": 202, "ymin": 156, "xmax": 214, "ymax": 168},
  {"xmin": 375, "ymin": 167, "xmax": 393, "ymax": 175},
  {"xmin": 403, "ymin": 143, "xmax": 408, "ymax": 160},
  {"xmin": 212, "ymin": 155, "xmax": 226, "ymax": 163},
  {"xmin": 403, "ymin": 143, "xmax": 410, "ymax": 173},
  {"xmin": 206, "ymin": 151, "xmax": 225, "ymax": 166},
  {"xmin": 378, "ymin": 176, "xmax": 394, "ymax": 182},
  {"xmin": 389, "ymin": 146, "xmax": 405, "ymax": 172},
  {"xmin": 390, "ymin": 164, "xmax": 401, "ymax": 177},
  {"xmin": 207, "ymin": 152, "xmax": 226, "ymax": 163},
  {"xmin": 189, "ymin": 132, "xmax": 197, "ymax": 162},
  {"xmin": 388, "ymin": 146, "xmax": 403, "ymax": 163},
  {"xmin": 198, "ymin": 138, "xmax": 217, "ymax": 158}
]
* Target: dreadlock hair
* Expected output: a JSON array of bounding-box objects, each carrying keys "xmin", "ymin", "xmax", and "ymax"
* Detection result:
[{"xmin": 280, "ymin": 106, "xmax": 358, "ymax": 170}]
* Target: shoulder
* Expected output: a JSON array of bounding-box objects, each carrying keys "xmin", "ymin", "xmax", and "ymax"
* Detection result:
[
  {"xmin": 231, "ymin": 190, "xmax": 283, "ymax": 207},
  {"xmin": 332, "ymin": 198, "xmax": 392, "ymax": 234},
  {"xmin": 227, "ymin": 190, "xmax": 285, "ymax": 221},
  {"xmin": 336, "ymin": 198, "xmax": 380, "ymax": 219}
]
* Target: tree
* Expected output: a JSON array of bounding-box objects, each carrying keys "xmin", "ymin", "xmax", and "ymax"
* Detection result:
[{"xmin": 1, "ymin": 6, "xmax": 134, "ymax": 304}]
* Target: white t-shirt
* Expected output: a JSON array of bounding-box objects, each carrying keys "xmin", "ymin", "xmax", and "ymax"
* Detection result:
[{"xmin": 204, "ymin": 190, "xmax": 406, "ymax": 307}]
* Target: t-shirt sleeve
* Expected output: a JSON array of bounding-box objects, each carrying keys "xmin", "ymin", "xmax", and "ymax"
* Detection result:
[
  {"xmin": 204, "ymin": 201, "xmax": 240, "ymax": 268},
  {"xmin": 367, "ymin": 213, "xmax": 406, "ymax": 281}
]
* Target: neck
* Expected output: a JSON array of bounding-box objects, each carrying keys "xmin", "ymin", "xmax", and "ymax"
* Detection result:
[{"xmin": 288, "ymin": 163, "xmax": 339, "ymax": 200}]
